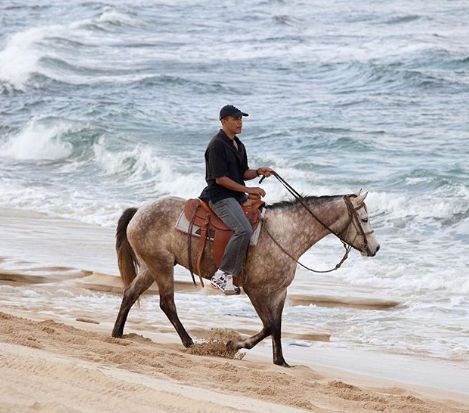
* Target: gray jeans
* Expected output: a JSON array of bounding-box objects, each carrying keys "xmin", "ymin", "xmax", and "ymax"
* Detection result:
[{"xmin": 209, "ymin": 197, "xmax": 253, "ymax": 276}]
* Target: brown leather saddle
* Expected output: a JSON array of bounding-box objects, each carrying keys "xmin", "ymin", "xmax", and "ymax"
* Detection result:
[{"xmin": 183, "ymin": 197, "xmax": 264, "ymax": 287}]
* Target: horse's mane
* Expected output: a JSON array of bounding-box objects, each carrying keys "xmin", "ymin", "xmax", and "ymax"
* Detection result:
[{"xmin": 266, "ymin": 194, "xmax": 352, "ymax": 210}]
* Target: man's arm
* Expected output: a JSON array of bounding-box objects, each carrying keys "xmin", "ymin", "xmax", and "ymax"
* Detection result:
[
  {"xmin": 215, "ymin": 176, "xmax": 266, "ymax": 198},
  {"xmin": 243, "ymin": 167, "xmax": 274, "ymax": 181}
]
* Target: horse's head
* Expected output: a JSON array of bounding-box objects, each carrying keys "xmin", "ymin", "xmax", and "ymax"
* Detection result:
[{"xmin": 341, "ymin": 192, "xmax": 380, "ymax": 257}]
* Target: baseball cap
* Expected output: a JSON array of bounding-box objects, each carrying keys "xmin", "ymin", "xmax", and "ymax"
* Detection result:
[{"xmin": 219, "ymin": 105, "xmax": 249, "ymax": 120}]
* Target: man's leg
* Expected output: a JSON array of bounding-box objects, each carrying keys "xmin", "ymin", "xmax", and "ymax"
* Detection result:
[{"xmin": 209, "ymin": 197, "xmax": 253, "ymax": 290}]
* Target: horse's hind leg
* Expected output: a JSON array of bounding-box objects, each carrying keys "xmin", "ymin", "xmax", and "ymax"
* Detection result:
[
  {"xmin": 146, "ymin": 257, "xmax": 194, "ymax": 348},
  {"xmin": 112, "ymin": 266, "xmax": 154, "ymax": 338}
]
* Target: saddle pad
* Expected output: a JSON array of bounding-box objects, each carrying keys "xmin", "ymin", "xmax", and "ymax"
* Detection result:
[{"xmin": 175, "ymin": 209, "xmax": 264, "ymax": 246}]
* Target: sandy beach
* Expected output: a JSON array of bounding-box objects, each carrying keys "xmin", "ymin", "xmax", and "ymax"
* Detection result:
[{"xmin": 1, "ymin": 308, "xmax": 469, "ymax": 413}]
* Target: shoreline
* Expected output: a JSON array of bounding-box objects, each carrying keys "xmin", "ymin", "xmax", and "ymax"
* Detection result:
[
  {"xmin": 4, "ymin": 265, "xmax": 469, "ymax": 398},
  {"xmin": 2, "ymin": 299, "xmax": 469, "ymax": 403},
  {"xmin": 1, "ymin": 308, "xmax": 469, "ymax": 413}
]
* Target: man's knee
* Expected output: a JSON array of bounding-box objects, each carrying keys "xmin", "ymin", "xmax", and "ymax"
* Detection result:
[{"xmin": 235, "ymin": 225, "xmax": 253, "ymax": 240}]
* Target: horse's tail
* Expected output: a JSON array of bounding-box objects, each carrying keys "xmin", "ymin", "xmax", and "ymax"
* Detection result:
[{"xmin": 116, "ymin": 207, "xmax": 139, "ymax": 289}]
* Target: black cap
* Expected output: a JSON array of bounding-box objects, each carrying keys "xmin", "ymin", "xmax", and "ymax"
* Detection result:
[{"xmin": 219, "ymin": 105, "xmax": 249, "ymax": 120}]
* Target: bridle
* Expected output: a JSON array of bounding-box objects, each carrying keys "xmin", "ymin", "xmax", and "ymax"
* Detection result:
[
  {"xmin": 342, "ymin": 196, "xmax": 375, "ymax": 257},
  {"xmin": 262, "ymin": 172, "xmax": 374, "ymax": 273}
]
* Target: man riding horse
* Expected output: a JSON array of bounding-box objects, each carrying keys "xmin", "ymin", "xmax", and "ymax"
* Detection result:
[
  {"xmin": 112, "ymin": 106, "xmax": 380, "ymax": 366},
  {"xmin": 199, "ymin": 105, "xmax": 273, "ymax": 295}
]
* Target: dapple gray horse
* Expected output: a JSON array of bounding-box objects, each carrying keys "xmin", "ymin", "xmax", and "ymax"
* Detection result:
[{"xmin": 112, "ymin": 192, "xmax": 380, "ymax": 366}]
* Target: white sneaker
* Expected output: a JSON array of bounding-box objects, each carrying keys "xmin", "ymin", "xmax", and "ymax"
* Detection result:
[{"xmin": 210, "ymin": 270, "xmax": 240, "ymax": 295}]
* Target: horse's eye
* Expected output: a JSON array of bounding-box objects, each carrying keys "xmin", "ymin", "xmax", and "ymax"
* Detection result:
[{"xmin": 361, "ymin": 218, "xmax": 368, "ymax": 223}]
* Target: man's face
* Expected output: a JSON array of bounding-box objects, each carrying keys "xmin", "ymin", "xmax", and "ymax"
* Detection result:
[{"xmin": 222, "ymin": 116, "xmax": 243, "ymax": 135}]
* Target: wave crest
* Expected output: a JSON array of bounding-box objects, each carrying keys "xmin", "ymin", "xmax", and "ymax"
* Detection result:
[
  {"xmin": 1, "ymin": 117, "xmax": 74, "ymax": 161},
  {"xmin": 93, "ymin": 139, "xmax": 203, "ymax": 198},
  {"xmin": 0, "ymin": 27, "xmax": 46, "ymax": 90}
]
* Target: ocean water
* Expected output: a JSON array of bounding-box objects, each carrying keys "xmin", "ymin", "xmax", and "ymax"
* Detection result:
[{"xmin": 1, "ymin": 0, "xmax": 469, "ymax": 366}]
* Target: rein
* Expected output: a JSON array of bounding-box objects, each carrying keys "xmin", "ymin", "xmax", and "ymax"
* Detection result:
[
  {"xmin": 264, "ymin": 225, "xmax": 351, "ymax": 273},
  {"xmin": 261, "ymin": 171, "xmax": 372, "ymax": 273}
]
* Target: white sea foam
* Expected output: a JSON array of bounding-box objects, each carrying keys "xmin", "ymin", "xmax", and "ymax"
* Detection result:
[
  {"xmin": 369, "ymin": 190, "xmax": 468, "ymax": 223},
  {"xmin": 93, "ymin": 139, "xmax": 151, "ymax": 175},
  {"xmin": 97, "ymin": 9, "xmax": 139, "ymax": 26},
  {"xmin": 0, "ymin": 12, "xmax": 145, "ymax": 90},
  {"xmin": 0, "ymin": 179, "xmax": 121, "ymax": 227},
  {"xmin": 405, "ymin": 176, "xmax": 429, "ymax": 185},
  {"xmin": 0, "ymin": 27, "xmax": 46, "ymax": 90},
  {"xmin": 93, "ymin": 138, "xmax": 165, "ymax": 181},
  {"xmin": 153, "ymin": 162, "xmax": 205, "ymax": 199},
  {"xmin": 1, "ymin": 117, "xmax": 74, "ymax": 161},
  {"xmin": 93, "ymin": 138, "xmax": 205, "ymax": 198}
]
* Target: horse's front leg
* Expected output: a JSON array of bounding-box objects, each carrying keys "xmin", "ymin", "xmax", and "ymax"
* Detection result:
[
  {"xmin": 228, "ymin": 326, "xmax": 271, "ymax": 351},
  {"xmin": 235, "ymin": 287, "xmax": 289, "ymax": 366},
  {"xmin": 112, "ymin": 267, "xmax": 154, "ymax": 338},
  {"xmin": 270, "ymin": 295, "xmax": 289, "ymax": 367},
  {"xmin": 227, "ymin": 289, "xmax": 271, "ymax": 351}
]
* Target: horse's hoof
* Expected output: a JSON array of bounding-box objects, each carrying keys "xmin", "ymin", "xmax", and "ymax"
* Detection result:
[
  {"xmin": 274, "ymin": 359, "xmax": 291, "ymax": 367},
  {"xmin": 183, "ymin": 340, "xmax": 194, "ymax": 348},
  {"xmin": 112, "ymin": 330, "xmax": 123, "ymax": 338},
  {"xmin": 226, "ymin": 340, "xmax": 238, "ymax": 351}
]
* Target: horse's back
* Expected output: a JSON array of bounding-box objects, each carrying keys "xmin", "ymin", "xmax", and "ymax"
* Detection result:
[
  {"xmin": 132, "ymin": 196, "xmax": 185, "ymax": 222},
  {"xmin": 126, "ymin": 196, "xmax": 186, "ymax": 253}
]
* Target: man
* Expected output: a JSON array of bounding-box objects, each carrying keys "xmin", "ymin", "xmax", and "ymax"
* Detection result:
[{"xmin": 200, "ymin": 105, "xmax": 273, "ymax": 295}]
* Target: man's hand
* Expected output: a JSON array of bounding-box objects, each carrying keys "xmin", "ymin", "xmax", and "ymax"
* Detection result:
[
  {"xmin": 247, "ymin": 186, "xmax": 266, "ymax": 198},
  {"xmin": 257, "ymin": 167, "xmax": 274, "ymax": 177}
]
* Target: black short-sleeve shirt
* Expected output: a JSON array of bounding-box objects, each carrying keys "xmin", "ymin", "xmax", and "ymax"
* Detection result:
[{"xmin": 199, "ymin": 129, "xmax": 249, "ymax": 203}]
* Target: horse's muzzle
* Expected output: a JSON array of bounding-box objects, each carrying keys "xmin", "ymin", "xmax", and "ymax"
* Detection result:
[
  {"xmin": 361, "ymin": 244, "xmax": 380, "ymax": 257},
  {"xmin": 370, "ymin": 244, "xmax": 380, "ymax": 257}
]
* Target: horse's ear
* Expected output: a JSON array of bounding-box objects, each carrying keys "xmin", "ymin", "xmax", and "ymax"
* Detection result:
[{"xmin": 355, "ymin": 191, "xmax": 368, "ymax": 204}]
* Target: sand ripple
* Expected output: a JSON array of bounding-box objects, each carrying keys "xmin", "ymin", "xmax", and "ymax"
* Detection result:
[{"xmin": 1, "ymin": 311, "xmax": 468, "ymax": 413}]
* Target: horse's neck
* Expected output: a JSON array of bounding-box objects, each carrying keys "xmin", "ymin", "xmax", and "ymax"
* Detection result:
[{"xmin": 266, "ymin": 198, "xmax": 348, "ymax": 258}]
